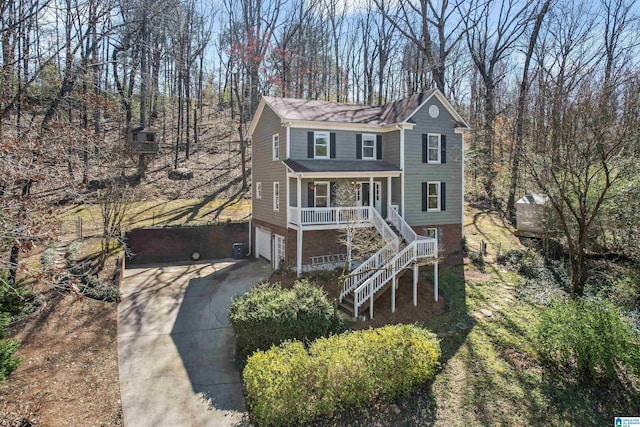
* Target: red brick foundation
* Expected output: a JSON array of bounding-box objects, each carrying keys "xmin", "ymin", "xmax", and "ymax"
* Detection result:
[
  {"xmin": 252, "ymin": 219, "xmax": 463, "ymax": 269},
  {"xmin": 252, "ymin": 219, "xmax": 346, "ymax": 269}
]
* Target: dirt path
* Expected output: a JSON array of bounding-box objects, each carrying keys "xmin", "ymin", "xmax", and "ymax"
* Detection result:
[{"xmin": 0, "ymin": 292, "xmax": 122, "ymax": 426}]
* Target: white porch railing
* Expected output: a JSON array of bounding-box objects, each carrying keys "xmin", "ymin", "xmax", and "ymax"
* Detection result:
[{"xmin": 289, "ymin": 206, "xmax": 370, "ymax": 226}]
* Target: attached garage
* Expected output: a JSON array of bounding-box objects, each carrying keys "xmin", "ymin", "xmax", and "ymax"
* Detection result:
[{"xmin": 255, "ymin": 227, "xmax": 272, "ymax": 261}]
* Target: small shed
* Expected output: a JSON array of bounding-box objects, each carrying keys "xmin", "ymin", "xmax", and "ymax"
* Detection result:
[
  {"xmin": 127, "ymin": 126, "xmax": 158, "ymax": 153},
  {"xmin": 516, "ymin": 194, "xmax": 550, "ymax": 235}
]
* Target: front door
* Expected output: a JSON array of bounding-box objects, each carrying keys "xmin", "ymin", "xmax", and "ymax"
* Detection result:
[{"xmin": 356, "ymin": 181, "xmax": 382, "ymax": 215}]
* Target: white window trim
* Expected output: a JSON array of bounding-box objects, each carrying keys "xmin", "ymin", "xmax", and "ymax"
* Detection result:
[
  {"xmin": 256, "ymin": 182, "xmax": 262, "ymax": 199},
  {"xmin": 313, "ymin": 181, "xmax": 330, "ymax": 208},
  {"xmin": 427, "ymin": 181, "xmax": 441, "ymax": 212},
  {"xmin": 426, "ymin": 227, "xmax": 438, "ymax": 239},
  {"xmin": 272, "ymin": 134, "xmax": 280, "ymax": 160},
  {"xmin": 427, "ymin": 133, "xmax": 441, "ymax": 164},
  {"xmin": 362, "ymin": 134, "xmax": 376, "ymax": 160},
  {"xmin": 273, "ymin": 182, "xmax": 280, "ymax": 211},
  {"xmin": 314, "ymin": 131, "xmax": 330, "ymax": 159}
]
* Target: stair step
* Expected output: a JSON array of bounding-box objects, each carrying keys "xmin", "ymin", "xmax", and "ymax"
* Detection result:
[
  {"xmin": 342, "ymin": 295, "xmax": 354, "ymax": 305},
  {"xmin": 339, "ymin": 301, "xmax": 354, "ymax": 315}
]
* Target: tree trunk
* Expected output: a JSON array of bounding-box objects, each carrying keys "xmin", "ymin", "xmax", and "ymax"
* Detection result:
[
  {"xmin": 507, "ymin": 0, "xmax": 551, "ymax": 221},
  {"xmin": 7, "ymin": 242, "xmax": 20, "ymax": 285}
]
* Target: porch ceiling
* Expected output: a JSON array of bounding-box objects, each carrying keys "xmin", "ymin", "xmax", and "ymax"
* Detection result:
[{"xmin": 283, "ymin": 159, "xmax": 401, "ymax": 177}]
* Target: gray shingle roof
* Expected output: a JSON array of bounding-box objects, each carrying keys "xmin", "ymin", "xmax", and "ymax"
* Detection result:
[
  {"xmin": 283, "ymin": 159, "xmax": 401, "ymax": 173},
  {"xmin": 263, "ymin": 89, "xmax": 438, "ymax": 125}
]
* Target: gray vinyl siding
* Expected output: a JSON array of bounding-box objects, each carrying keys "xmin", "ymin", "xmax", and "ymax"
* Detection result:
[
  {"xmin": 383, "ymin": 130, "xmax": 400, "ymax": 166},
  {"xmin": 288, "ymin": 177, "xmax": 297, "ymax": 207},
  {"xmin": 251, "ymin": 105, "xmax": 287, "ymax": 227},
  {"xmin": 403, "ymin": 98, "xmax": 463, "ymax": 226},
  {"xmin": 289, "ymin": 128, "xmax": 400, "ymax": 167}
]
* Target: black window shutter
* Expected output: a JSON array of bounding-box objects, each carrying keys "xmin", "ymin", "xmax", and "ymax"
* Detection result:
[
  {"xmin": 307, "ymin": 132, "xmax": 314, "ymax": 158},
  {"xmin": 308, "ymin": 182, "xmax": 315, "ymax": 207},
  {"xmin": 422, "ymin": 134, "xmax": 427, "ymax": 163},
  {"xmin": 330, "ymin": 133, "xmax": 336, "ymax": 158},
  {"xmin": 356, "ymin": 134, "xmax": 362, "ymax": 159},
  {"xmin": 422, "ymin": 182, "xmax": 427, "ymax": 211},
  {"xmin": 441, "ymin": 135, "xmax": 447, "ymax": 164},
  {"xmin": 330, "ymin": 182, "xmax": 336, "ymax": 206},
  {"xmin": 376, "ymin": 135, "xmax": 382, "ymax": 159},
  {"xmin": 441, "ymin": 182, "xmax": 446, "ymax": 211}
]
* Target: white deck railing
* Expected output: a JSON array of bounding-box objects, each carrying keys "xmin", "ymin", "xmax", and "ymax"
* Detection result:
[
  {"xmin": 339, "ymin": 207, "xmax": 401, "ymax": 300},
  {"xmin": 289, "ymin": 206, "xmax": 370, "ymax": 226},
  {"xmin": 353, "ymin": 237, "xmax": 436, "ymax": 317}
]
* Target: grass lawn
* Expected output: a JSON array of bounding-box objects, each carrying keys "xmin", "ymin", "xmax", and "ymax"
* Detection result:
[
  {"xmin": 57, "ymin": 197, "xmax": 251, "ymax": 236},
  {"xmin": 418, "ymin": 205, "xmax": 640, "ymax": 426}
]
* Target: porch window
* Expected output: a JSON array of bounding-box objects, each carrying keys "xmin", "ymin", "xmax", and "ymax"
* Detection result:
[
  {"xmin": 256, "ymin": 182, "xmax": 262, "ymax": 199},
  {"xmin": 362, "ymin": 134, "xmax": 376, "ymax": 159},
  {"xmin": 272, "ymin": 134, "xmax": 279, "ymax": 160},
  {"xmin": 273, "ymin": 182, "xmax": 280, "ymax": 211},
  {"xmin": 428, "ymin": 134, "xmax": 440, "ymax": 163},
  {"xmin": 427, "ymin": 181, "xmax": 440, "ymax": 211},
  {"xmin": 314, "ymin": 132, "xmax": 329, "ymax": 158},
  {"xmin": 426, "ymin": 228, "xmax": 437, "ymax": 239},
  {"xmin": 314, "ymin": 182, "xmax": 330, "ymax": 207}
]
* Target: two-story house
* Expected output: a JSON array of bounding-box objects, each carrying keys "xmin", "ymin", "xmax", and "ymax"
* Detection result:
[{"xmin": 249, "ymin": 89, "xmax": 469, "ymax": 317}]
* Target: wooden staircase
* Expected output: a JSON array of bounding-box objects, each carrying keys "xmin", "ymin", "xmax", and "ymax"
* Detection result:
[{"xmin": 338, "ymin": 205, "xmax": 437, "ymax": 319}]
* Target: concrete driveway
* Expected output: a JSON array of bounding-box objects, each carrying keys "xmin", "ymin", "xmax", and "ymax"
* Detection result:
[{"xmin": 118, "ymin": 259, "xmax": 271, "ymax": 427}]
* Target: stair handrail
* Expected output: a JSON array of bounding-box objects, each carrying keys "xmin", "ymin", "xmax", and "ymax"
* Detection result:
[
  {"xmin": 340, "ymin": 239, "xmax": 399, "ymax": 301},
  {"xmin": 370, "ymin": 206, "xmax": 397, "ymax": 244},
  {"xmin": 387, "ymin": 204, "xmax": 425, "ymax": 243},
  {"xmin": 340, "ymin": 207, "xmax": 400, "ymax": 301},
  {"xmin": 353, "ymin": 237, "xmax": 437, "ymax": 317}
]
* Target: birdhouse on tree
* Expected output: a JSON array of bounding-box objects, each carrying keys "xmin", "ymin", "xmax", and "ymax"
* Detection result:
[{"xmin": 128, "ymin": 126, "xmax": 159, "ymax": 154}]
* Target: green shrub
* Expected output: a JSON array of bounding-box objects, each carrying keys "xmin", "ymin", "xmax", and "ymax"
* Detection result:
[
  {"xmin": 0, "ymin": 317, "xmax": 22, "ymax": 383},
  {"xmin": 228, "ymin": 279, "xmax": 343, "ymax": 356},
  {"xmin": 0, "ymin": 273, "xmax": 39, "ymax": 321},
  {"xmin": 536, "ymin": 298, "xmax": 640, "ymax": 382},
  {"xmin": 469, "ymin": 250, "xmax": 486, "ymax": 271},
  {"xmin": 64, "ymin": 240, "xmax": 120, "ymax": 303},
  {"xmin": 243, "ymin": 324, "xmax": 441, "ymax": 426}
]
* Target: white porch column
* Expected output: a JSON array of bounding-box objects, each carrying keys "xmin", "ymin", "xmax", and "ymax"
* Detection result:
[
  {"xmin": 297, "ymin": 177, "xmax": 303, "ymax": 277},
  {"xmin": 434, "ymin": 262, "xmax": 439, "ymax": 302},
  {"xmin": 434, "ymin": 245, "xmax": 439, "ymax": 301},
  {"xmin": 387, "ymin": 176, "xmax": 392, "ymax": 218},
  {"xmin": 413, "ymin": 264, "xmax": 419, "ymax": 306},
  {"xmin": 369, "ymin": 176, "xmax": 374, "ymax": 214},
  {"xmin": 392, "ymin": 274, "xmax": 397, "ymax": 313}
]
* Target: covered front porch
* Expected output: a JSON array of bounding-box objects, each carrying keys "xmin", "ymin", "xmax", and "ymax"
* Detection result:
[{"xmin": 283, "ymin": 159, "xmax": 403, "ymax": 276}]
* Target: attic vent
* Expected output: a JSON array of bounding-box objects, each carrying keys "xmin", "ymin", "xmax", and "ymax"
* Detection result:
[{"xmin": 429, "ymin": 105, "xmax": 440, "ymax": 118}]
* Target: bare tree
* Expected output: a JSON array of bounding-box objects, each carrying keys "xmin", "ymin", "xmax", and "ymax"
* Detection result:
[{"xmin": 377, "ymin": 0, "xmax": 466, "ymax": 93}]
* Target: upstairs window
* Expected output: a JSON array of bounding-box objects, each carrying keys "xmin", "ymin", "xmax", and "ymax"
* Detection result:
[
  {"xmin": 362, "ymin": 134, "xmax": 376, "ymax": 160},
  {"xmin": 272, "ymin": 134, "xmax": 279, "ymax": 160},
  {"xmin": 427, "ymin": 181, "xmax": 440, "ymax": 211},
  {"xmin": 428, "ymin": 134, "xmax": 440, "ymax": 163},
  {"xmin": 314, "ymin": 131, "xmax": 330, "ymax": 159}
]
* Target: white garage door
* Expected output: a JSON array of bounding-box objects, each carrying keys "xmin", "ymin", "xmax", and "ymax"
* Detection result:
[{"xmin": 255, "ymin": 227, "xmax": 271, "ymax": 261}]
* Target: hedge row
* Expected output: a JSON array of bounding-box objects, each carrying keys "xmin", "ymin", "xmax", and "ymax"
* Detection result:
[
  {"xmin": 243, "ymin": 324, "xmax": 441, "ymax": 426},
  {"xmin": 228, "ymin": 279, "xmax": 343, "ymax": 356}
]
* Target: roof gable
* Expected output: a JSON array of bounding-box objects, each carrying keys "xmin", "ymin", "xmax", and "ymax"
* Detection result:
[{"xmin": 250, "ymin": 89, "xmax": 469, "ymax": 136}]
